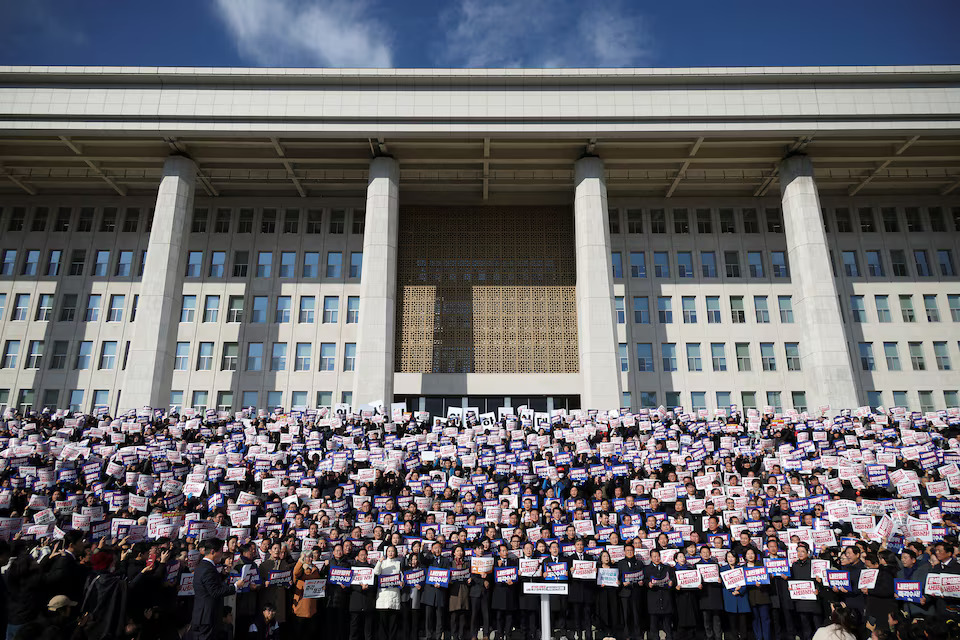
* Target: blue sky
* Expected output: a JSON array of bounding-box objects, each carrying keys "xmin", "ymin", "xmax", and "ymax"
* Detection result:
[{"xmin": 1, "ymin": 0, "xmax": 958, "ymax": 68}]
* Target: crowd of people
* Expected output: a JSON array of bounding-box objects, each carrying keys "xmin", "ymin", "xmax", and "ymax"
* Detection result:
[{"xmin": 1, "ymin": 400, "xmax": 959, "ymax": 640}]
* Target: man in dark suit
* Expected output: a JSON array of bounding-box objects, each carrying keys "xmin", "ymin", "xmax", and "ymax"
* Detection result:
[
  {"xmin": 565, "ymin": 539, "xmax": 595, "ymax": 640},
  {"xmin": 43, "ymin": 530, "xmax": 90, "ymax": 609},
  {"xmin": 617, "ymin": 544, "xmax": 644, "ymax": 640},
  {"xmin": 643, "ymin": 549, "xmax": 675, "ymax": 640},
  {"xmin": 192, "ymin": 538, "xmax": 244, "ymax": 640}
]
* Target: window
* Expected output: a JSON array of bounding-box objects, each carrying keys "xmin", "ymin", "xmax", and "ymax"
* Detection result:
[
  {"xmin": 107, "ymin": 295, "xmax": 124, "ymax": 322},
  {"xmin": 905, "ymin": 207, "xmax": 924, "ymax": 232},
  {"xmin": 256, "ymin": 252, "xmax": 272, "ymax": 278},
  {"xmin": 690, "ymin": 391, "xmax": 706, "ymax": 412},
  {"xmin": 251, "ymin": 297, "xmax": 267, "ymax": 323},
  {"xmin": 701, "ymin": 251, "xmax": 717, "ymax": 278},
  {"xmin": 626, "ymin": 209, "xmax": 643, "ymax": 233},
  {"xmin": 97, "ymin": 341, "xmax": 117, "ymax": 370},
  {"xmin": 93, "ymin": 250, "xmax": 110, "ymax": 277},
  {"xmin": 850, "ymin": 296, "xmax": 866, "ymax": 322},
  {"xmin": 766, "ymin": 391, "xmax": 783, "ymax": 413},
  {"xmin": 950, "ymin": 295, "xmax": 960, "ymax": 322},
  {"xmin": 269, "ymin": 343, "xmax": 287, "ymax": 370},
  {"xmin": 76, "ymin": 208, "xmax": 94, "ymax": 232},
  {"xmin": 73, "ymin": 341, "xmax": 92, "ymax": 370},
  {"xmin": 283, "ymin": 209, "xmax": 299, "ymax": 233},
  {"xmin": 946, "ymin": 390, "xmax": 959, "ymax": 408},
  {"xmin": 876, "ymin": 295, "xmax": 891, "ymax": 323},
  {"xmin": 934, "ymin": 341, "xmax": 952, "ymax": 371},
  {"xmin": 199, "ymin": 295, "xmax": 217, "ymax": 323},
  {"xmin": 261, "ymin": 209, "xmax": 277, "ymax": 233},
  {"xmin": 45, "ymin": 341, "xmax": 67, "ymax": 370},
  {"xmin": 5, "ymin": 208, "xmax": 25, "ymax": 232},
  {"xmin": 835, "ymin": 208, "xmax": 853, "ymax": 232},
  {"xmin": 341, "ymin": 391, "xmax": 353, "ymax": 405},
  {"xmin": 924, "ymin": 295, "xmax": 940, "ymax": 322},
  {"xmin": 682, "ymin": 296, "xmax": 697, "ymax": 323},
  {"xmin": 299, "ymin": 296, "xmax": 315, "ymax": 323},
  {"xmin": 214, "ymin": 208, "xmax": 230, "ymax": 233},
  {"xmin": 629, "ymin": 252, "xmax": 646, "ymax": 278},
  {"xmin": 191, "ymin": 209, "xmax": 208, "ymax": 233},
  {"xmin": 730, "ymin": 296, "xmax": 745, "ymax": 323},
  {"xmin": 760, "ymin": 342, "xmax": 776, "ymax": 371},
  {"xmin": 233, "ymin": 251, "xmax": 249, "ymax": 277},
  {"xmin": 306, "ymin": 209, "xmax": 322, "ymax": 234},
  {"xmin": 227, "ymin": 296, "xmax": 244, "ymax": 323},
  {"xmin": 11, "ymin": 294, "xmax": 29, "ymax": 321},
  {"xmin": 216, "ymin": 342, "xmax": 238, "ymax": 371},
  {"xmin": 237, "ymin": 209, "xmax": 253, "ymax": 233},
  {"xmin": 352, "ymin": 210, "xmax": 365, "ymax": 235},
  {"xmin": 771, "ymin": 252, "xmax": 789, "ymax": 278},
  {"xmin": 661, "ymin": 343, "xmax": 677, "ymax": 371},
  {"xmin": 704, "ymin": 296, "xmax": 721, "ymax": 324},
  {"xmin": 638, "ymin": 391, "xmax": 657, "ymax": 409},
  {"xmin": 715, "ymin": 391, "xmax": 731, "ymax": 409},
  {"xmin": 190, "ymin": 391, "xmax": 208, "ymax": 412},
  {"xmin": 711, "ymin": 343, "xmax": 726, "ymax": 371},
  {"xmin": 900, "ymin": 295, "xmax": 916, "ymax": 322},
  {"xmin": 653, "ymin": 252, "xmax": 669, "ymax": 277},
  {"xmin": 21, "ymin": 250, "xmax": 39, "ymax": 276},
  {"xmin": 1, "ymin": 340, "xmax": 19, "ymax": 368},
  {"xmin": 748, "ymin": 252, "xmax": 764, "ymax": 278},
  {"xmin": 326, "ymin": 252, "xmax": 342, "ymax": 277},
  {"xmin": 345, "ymin": 344, "xmax": 359, "ymax": 372},
  {"xmin": 686, "ymin": 343, "xmax": 702, "ymax": 371},
  {"xmin": 784, "ymin": 342, "xmax": 801, "ymax": 371},
  {"xmin": 0, "ymin": 249, "xmax": 16, "ymax": 275},
  {"xmin": 624, "ymin": 298, "xmax": 648, "ymax": 326},
  {"xmin": 695, "ymin": 209, "xmax": 712, "ymax": 233},
  {"xmin": 295, "ymin": 343, "xmax": 312, "ymax": 371},
  {"xmin": 712, "ymin": 209, "xmax": 734, "ymax": 234},
  {"xmin": 69, "ymin": 249, "xmax": 85, "ymax": 276},
  {"xmin": 180, "ymin": 295, "xmax": 196, "ymax": 322},
  {"xmin": 320, "ymin": 343, "xmax": 336, "ymax": 371},
  {"xmin": 892, "ymin": 390, "xmax": 909, "ymax": 409},
  {"xmin": 111, "ymin": 250, "xmax": 132, "ymax": 278},
  {"xmin": 890, "ymin": 250, "xmax": 908, "ymax": 276},
  {"xmin": 209, "ymin": 251, "xmax": 225, "ymax": 278},
  {"xmin": 614, "ymin": 297, "xmax": 625, "ymax": 324},
  {"xmin": 46, "ymin": 250, "xmax": 62, "ymax": 276},
  {"xmin": 323, "ymin": 296, "xmax": 339, "ymax": 323},
  {"xmin": 881, "ymin": 342, "xmax": 902, "ymax": 371},
  {"xmin": 184, "ymin": 251, "xmax": 202, "ymax": 277},
  {"xmin": 31, "ymin": 207, "xmax": 49, "ymax": 232},
  {"xmin": 918, "ymin": 390, "xmax": 935, "ymax": 413},
  {"xmin": 938, "ymin": 249, "xmax": 956, "ymax": 276},
  {"xmin": 909, "ymin": 342, "xmax": 926, "ymax": 370},
  {"xmin": 194, "ymin": 342, "xmax": 213, "ymax": 370},
  {"xmin": 880, "ymin": 207, "xmax": 899, "ymax": 232},
  {"xmin": 858, "ymin": 342, "xmax": 875, "ymax": 371},
  {"xmin": 930, "ymin": 207, "xmax": 947, "ymax": 232},
  {"xmin": 246, "ymin": 343, "xmax": 263, "ymax": 371},
  {"xmin": 84, "ymin": 294, "xmax": 101, "ymax": 322},
  {"xmin": 608, "ymin": 209, "xmax": 620, "ymax": 234},
  {"xmin": 914, "ymin": 250, "xmax": 932, "ymax": 277},
  {"xmin": 778, "ymin": 296, "xmax": 794, "ymax": 323},
  {"xmin": 279, "ymin": 252, "xmax": 296, "ymax": 278},
  {"xmin": 866, "ymin": 250, "xmax": 884, "ymax": 277},
  {"xmin": 657, "ymin": 297, "xmax": 672, "ymax": 323},
  {"xmin": 59, "ymin": 294, "xmax": 76, "ymax": 322},
  {"xmin": 329, "ymin": 210, "xmax": 345, "ymax": 234},
  {"xmin": 347, "ymin": 296, "xmax": 360, "ymax": 323},
  {"xmin": 610, "ymin": 252, "xmax": 624, "ymax": 278},
  {"xmin": 724, "ymin": 251, "xmax": 741, "ymax": 278},
  {"xmin": 842, "ymin": 251, "xmax": 860, "ymax": 277},
  {"xmin": 35, "ymin": 294, "xmax": 53, "ymax": 321},
  {"xmin": 25, "ymin": 341, "xmax": 43, "ymax": 369},
  {"xmin": 673, "ymin": 209, "xmax": 689, "ymax": 234},
  {"xmin": 858, "ymin": 207, "xmax": 876, "ymax": 232},
  {"xmin": 650, "ymin": 209, "xmax": 666, "ymax": 233},
  {"xmin": 350, "ymin": 252, "xmax": 363, "ymax": 278},
  {"xmin": 677, "ymin": 252, "xmax": 693, "ymax": 278},
  {"xmin": 275, "ymin": 296, "xmax": 291, "ymax": 323},
  {"xmin": 217, "ymin": 391, "xmax": 235, "ymax": 412},
  {"xmin": 139, "ymin": 251, "xmax": 147, "ymax": 277},
  {"xmin": 754, "ymin": 296, "xmax": 770, "ymax": 323},
  {"xmin": 636, "ymin": 343, "xmax": 654, "ymax": 371},
  {"xmin": 766, "ymin": 208, "xmax": 783, "ymax": 233},
  {"xmin": 53, "ymin": 208, "xmax": 71, "ymax": 232},
  {"xmin": 303, "ymin": 252, "xmax": 319, "ymax": 278},
  {"xmin": 315, "ymin": 391, "xmax": 332, "ymax": 407},
  {"xmin": 740, "ymin": 391, "xmax": 756, "ymax": 410}
]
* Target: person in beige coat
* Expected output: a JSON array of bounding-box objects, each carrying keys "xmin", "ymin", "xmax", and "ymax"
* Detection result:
[{"xmin": 292, "ymin": 546, "xmax": 323, "ymax": 636}]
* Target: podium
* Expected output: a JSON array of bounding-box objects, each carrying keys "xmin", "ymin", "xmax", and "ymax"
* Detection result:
[{"xmin": 523, "ymin": 582, "xmax": 569, "ymax": 640}]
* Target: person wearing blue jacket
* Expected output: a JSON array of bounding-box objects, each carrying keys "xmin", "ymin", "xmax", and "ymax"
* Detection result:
[{"xmin": 721, "ymin": 551, "xmax": 749, "ymax": 640}]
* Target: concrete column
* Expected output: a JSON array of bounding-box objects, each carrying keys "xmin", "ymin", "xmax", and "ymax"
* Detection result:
[
  {"xmin": 352, "ymin": 156, "xmax": 400, "ymax": 408},
  {"xmin": 574, "ymin": 156, "xmax": 623, "ymax": 410},
  {"xmin": 123, "ymin": 155, "xmax": 197, "ymax": 410},
  {"xmin": 779, "ymin": 154, "xmax": 858, "ymax": 410}
]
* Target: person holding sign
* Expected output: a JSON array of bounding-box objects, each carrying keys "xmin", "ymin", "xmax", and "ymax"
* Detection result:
[
  {"xmin": 422, "ymin": 541, "xmax": 450, "ymax": 640},
  {"xmin": 292, "ymin": 546, "xmax": 323, "ymax": 637},
  {"xmin": 373, "ymin": 545, "xmax": 403, "ymax": 640},
  {"xmin": 644, "ymin": 549, "xmax": 675, "ymax": 640},
  {"xmin": 617, "ymin": 543, "xmax": 645, "ymax": 640},
  {"xmin": 671, "ymin": 551, "xmax": 700, "ymax": 640},
  {"xmin": 491, "ymin": 544, "xmax": 518, "ymax": 640},
  {"xmin": 860, "ymin": 551, "xmax": 897, "ymax": 629},
  {"xmin": 447, "ymin": 545, "xmax": 471, "ymax": 640},
  {"xmin": 696, "ymin": 545, "xmax": 724, "ymax": 640},
  {"xmin": 789, "ymin": 543, "xmax": 824, "ymax": 640},
  {"xmin": 401, "ymin": 549, "xmax": 424, "ymax": 640},
  {"xmin": 743, "ymin": 548, "xmax": 772, "ymax": 640},
  {"xmin": 349, "ymin": 548, "xmax": 377, "ymax": 640},
  {"xmin": 258, "ymin": 542, "xmax": 291, "ymax": 632},
  {"xmin": 594, "ymin": 550, "xmax": 620, "ymax": 640},
  {"xmin": 469, "ymin": 542, "xmax": 494, "ymax": 640},
  {"xmin": 834, "ymin": 546, "xmax": 865, "ymax": 612},
  {"xmin": 517, "ymin": 542, "xmax": 541, "ymax": 640},
  {"xmin": 325, "ymin": 544, "xmax": 353, "ymax": 640},
  {"xmin": 720, "ymin": 551, "xmax": 749, "ymax": 640},
  {"xmin": 896, "ymin": 549, "xmax": 934, "ymax": 618},
  {"xmin": 566, "ymin": 538, "xmax": 596, "ymax": 640}
]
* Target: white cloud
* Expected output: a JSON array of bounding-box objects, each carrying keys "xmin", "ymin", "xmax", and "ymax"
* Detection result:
[
  {"xmin": 438, "ymin": 0, "xmax": 652, "ymax": 68},
  {"xmin": 212, "ymin": 0, "xmax": 393, "ymax": 67}
]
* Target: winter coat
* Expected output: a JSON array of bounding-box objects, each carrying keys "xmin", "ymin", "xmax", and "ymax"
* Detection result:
[
  {"xmin": 643, "ymin": 562, "xmax": 675, "ymax": 615},
  {"xmin": 258, "ymin": 557, "xmax": 291, "ymax": 623},
  {"xmin": 374, "ymin": 557, "xmax": 403, "ymax": 610},
  {"xmin": 896, "ymin": 561, "xmax": 934, "ymax": 617},
  {"xmin": 292, "ymin": 557, "xmax": 322, "ymax": 618},
  {"xmin": 720, "ymin": 564, "xmax": 749, "ymax": 614}
]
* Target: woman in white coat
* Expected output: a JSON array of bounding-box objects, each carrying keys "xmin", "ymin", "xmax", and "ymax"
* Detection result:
[{"xmin": 374, "ymin": 544, "xmax": 403, "ymax": 640}]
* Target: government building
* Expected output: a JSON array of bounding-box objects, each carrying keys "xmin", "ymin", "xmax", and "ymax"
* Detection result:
[{"xmin": 0, "ymin": 65, "xmax": 958, "ymax": 417}]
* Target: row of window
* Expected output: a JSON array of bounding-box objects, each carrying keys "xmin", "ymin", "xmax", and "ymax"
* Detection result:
[
  {"xmin": 614, "ymin": 294, "xmax": 795, "ymax": 325},
  {"xmin": 606, "ymin": 206, "xmax": 960, "ymax": 236},
  {"xmin": 856, "ymin": 341, "xmax": 957, "ymax": 373},
  {"xmin": 0, "ymin": 388, "xmax": 113, "ymax": 414},
  {"xmin": 610, "ymin": 249, "xmax": 789, "ymax": 279},
  {"xmin": 1, "ymin": 339, "xmax": 127, "ymax": 371},
  {"xmin": 0, "ymin": 205, "xmax": 365, "ymax": 236},
  {"xmin": 618, "ymin": 341, "xmax": 801, "ymax": 374},
  {"xmin": 0, "ymin": 248, "xmax": 363, "ymax": 281},
  {"xmin": 831, "ymin": 248, "xmax": 956, "ymax": 279},
  {"xmin": 848, "ymin": 293, "xmax": 960, "ymax": 324}
]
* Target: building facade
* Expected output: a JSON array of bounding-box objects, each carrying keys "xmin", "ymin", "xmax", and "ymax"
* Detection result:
[{"xmin": 0, "ymin": 65, "xmax": 958, "ymax": 416}]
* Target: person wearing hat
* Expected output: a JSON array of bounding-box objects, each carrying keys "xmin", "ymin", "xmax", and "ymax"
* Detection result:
[{"xmin": 37, "ymin": 595, "xmax": 83, "ymax": 640}]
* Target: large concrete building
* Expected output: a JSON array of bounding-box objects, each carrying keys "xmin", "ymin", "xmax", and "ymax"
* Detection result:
[{"xmin": 0, "ymin": 65, "xmax": 958, "ymax": 417}]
